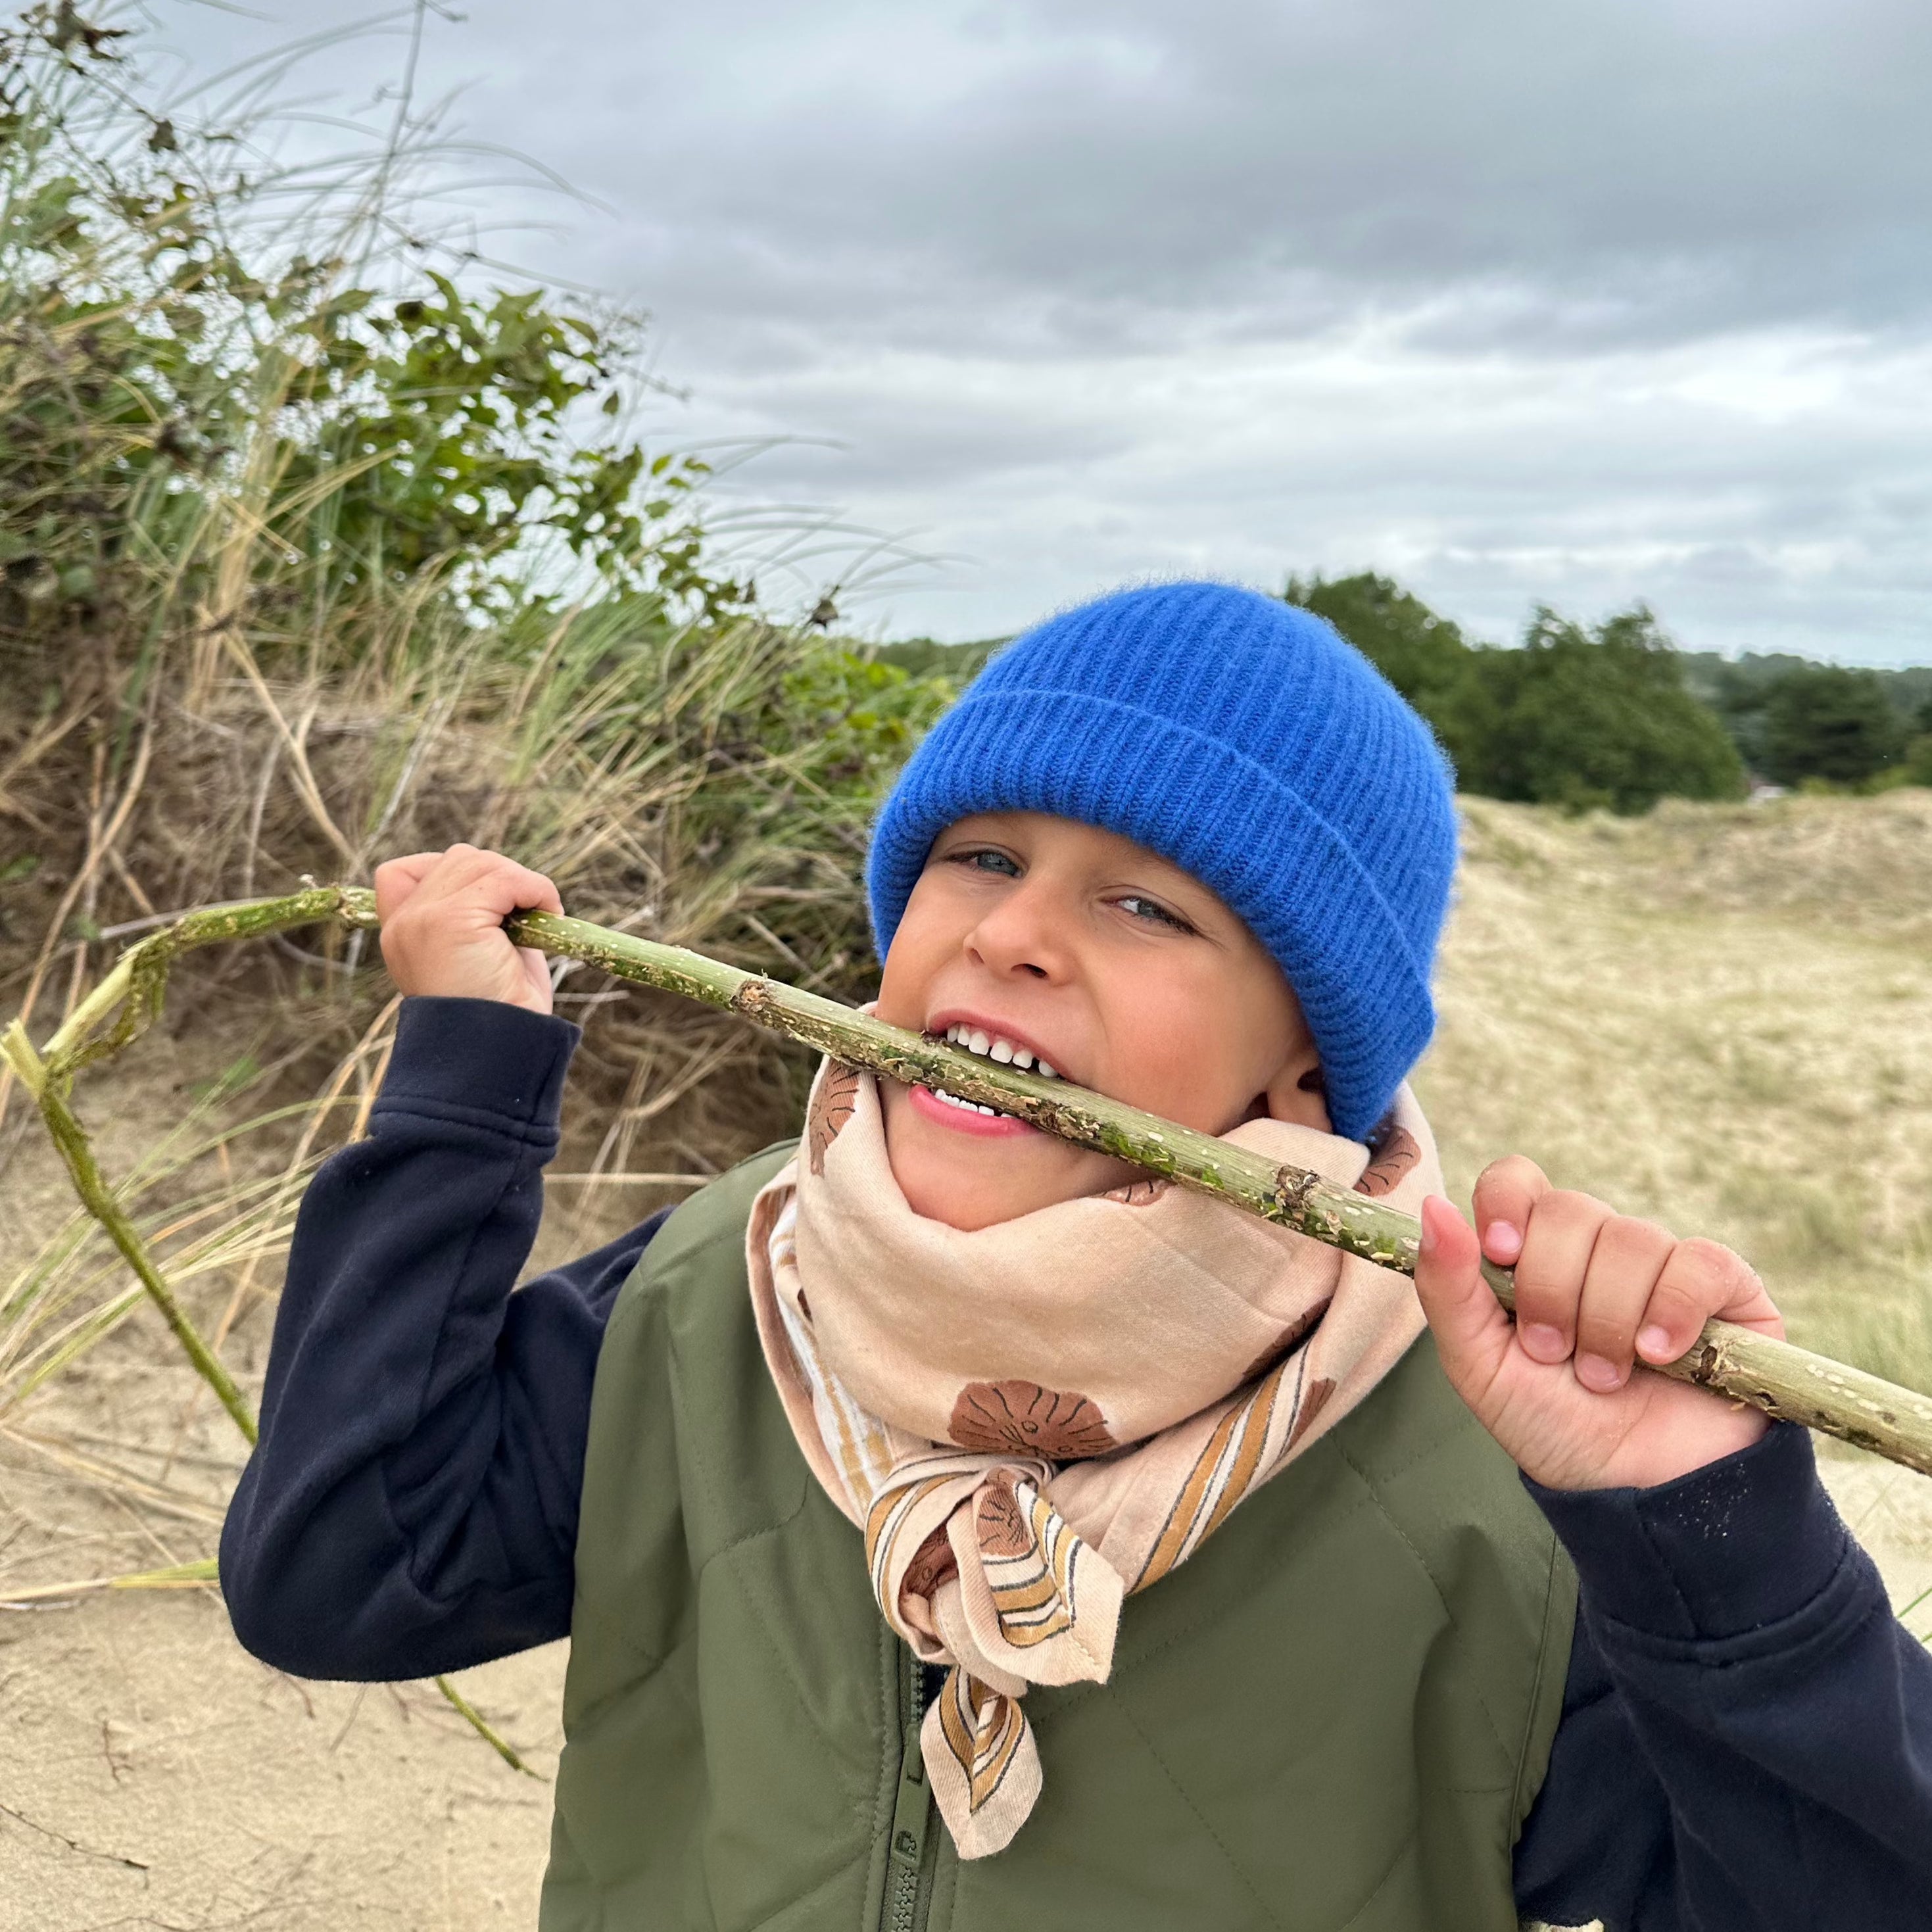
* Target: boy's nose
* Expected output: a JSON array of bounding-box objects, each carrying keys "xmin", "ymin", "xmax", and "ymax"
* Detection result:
[{"xmin": 962, "ymin": 882, "xmax": 1071, "ymax": 984}]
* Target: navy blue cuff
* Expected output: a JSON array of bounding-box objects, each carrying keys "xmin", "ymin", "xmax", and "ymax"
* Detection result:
[
  {"xmin": 1525, "ymin": 1422, "xmax": 1849, "ymax": 1641},
  {"xmin": 374, "ymin": 995, "xmax": 582, "ymax": 1135}
]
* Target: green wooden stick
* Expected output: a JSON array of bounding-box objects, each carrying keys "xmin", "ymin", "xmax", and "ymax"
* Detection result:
[
  {"xmin": 18, "ymin": 884, "xmax": 1932, "ymax": 1477},
  {"xmin": 431, "ymin": 1673, "xmax": 541, "ymax": 1777},
  {"xmin": 1, "ymin": 1024, "xmax": 258, "ymax": 1443},
  {"xmin": 3, "ymin": 955, "xmax": 539, "ymax": 1773}
]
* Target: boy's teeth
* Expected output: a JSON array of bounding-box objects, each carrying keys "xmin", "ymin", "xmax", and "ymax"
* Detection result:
[
  {"xmin": 933, "ymin": 1087, "xmax": 1000, "ymax": 1117},
  {"xmin": 935, "ymin": 1025, "xmax": 1061, "ymax": 1080}
]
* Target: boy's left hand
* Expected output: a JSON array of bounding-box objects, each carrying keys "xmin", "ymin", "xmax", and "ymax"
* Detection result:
[{"xmin": 1414, "ymin": 1157, "xmax": 1786, "ymax": 1491}]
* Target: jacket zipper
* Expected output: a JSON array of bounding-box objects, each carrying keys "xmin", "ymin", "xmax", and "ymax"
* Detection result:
[{"xmin": 881, "ymin": 1645, "xmax": 934, "ymax": 1932}]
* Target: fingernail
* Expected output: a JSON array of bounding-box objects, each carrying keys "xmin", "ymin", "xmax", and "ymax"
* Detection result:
[
  {"xmin": 1637, "ymin": 1324, "xmax": 1674, "ymax": 1361},
  {"xmin": 1573, "ymin": 1353, "xmax": 1625, "ymax": 1391},
  {"xmin": 1418, "ymin": 1206, "xmax": 1438, "ymax": 1261},
  {"xmin": 1483, "ymin": 1220, "xmax": 1524, "ymax": 1263},
  {"xmin": 1518, "ymin": 1322, "xmax": 1566, "ymax": 1363}
]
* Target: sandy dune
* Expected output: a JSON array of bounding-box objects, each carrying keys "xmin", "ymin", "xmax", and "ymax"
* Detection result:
[{"xmin": 7, "ymin": 792, "xmax": 1932, "ymax": 1927}]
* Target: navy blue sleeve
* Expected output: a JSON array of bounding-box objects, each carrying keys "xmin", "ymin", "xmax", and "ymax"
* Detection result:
[
  {"xmin": 218, "ymin": 994, "xmax": 669, "ymax": 1682},
  {"xmin": 1514, "ymin": 1422, "xmax": 1932, "ymax": 1929}
]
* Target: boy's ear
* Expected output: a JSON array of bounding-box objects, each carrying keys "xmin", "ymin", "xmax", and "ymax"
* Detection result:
[{"xmin": 1259, "ymin": 1050, "xmax": 1331, "ymax": 1134}]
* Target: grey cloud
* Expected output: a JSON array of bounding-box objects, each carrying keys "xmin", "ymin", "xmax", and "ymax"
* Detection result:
[
  {"xmin": 460, "ymin": 0, "xmax": 1932, "ymax": 356},
  {"xmin": 152, "ymin": 0, "xmax": 1932, "ymax": 660},
  {"xmin": 163, "ymin": 0, "xmax": 1932, "ymax": 354}
]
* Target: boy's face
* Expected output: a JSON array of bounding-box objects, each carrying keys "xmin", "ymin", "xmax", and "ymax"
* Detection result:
[{"xmin": 875, "ymin": 811, "xmax": 1327, "ymax": 1231}]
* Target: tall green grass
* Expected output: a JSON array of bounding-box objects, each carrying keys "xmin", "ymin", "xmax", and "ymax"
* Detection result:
[{"xmin": 0, "ymin": 5, "xmax": 955, "ymax": 1498}]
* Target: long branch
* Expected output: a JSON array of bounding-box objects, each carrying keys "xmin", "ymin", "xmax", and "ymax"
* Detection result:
[
  {"xmin": 0, "ymin": 1025, "xmax": 258, "ymax": 1443},
  {"xmin": 20, "ymin": 884, "xmax": 1932, "ymax": 1478},
  {"xmin": 3, "ymin": 961, "xmax": 536, "ymax": 1772}
]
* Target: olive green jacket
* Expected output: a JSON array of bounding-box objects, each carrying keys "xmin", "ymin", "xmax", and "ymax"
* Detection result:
[{"xmin": 541, "ymin": 1144, "xmax": 1578, "ymax": 1932}]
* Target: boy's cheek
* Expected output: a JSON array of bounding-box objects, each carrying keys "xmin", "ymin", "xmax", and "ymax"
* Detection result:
[{"xmin": 873, "ymin": 926, "xmax": 947, "ymax": 1031}]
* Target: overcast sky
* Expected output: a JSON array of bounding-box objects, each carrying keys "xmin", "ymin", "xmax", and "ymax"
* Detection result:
[{"xmin": 147, "ymin": 0, "xmax": 1932, "ymax": 660}]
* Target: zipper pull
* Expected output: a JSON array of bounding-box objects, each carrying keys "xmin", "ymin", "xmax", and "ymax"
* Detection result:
[
  {"xmin": 882, "ymin": 1649, "xmax": 936, "ymax": 1932},
  {"xmin": 890, "ymin": 1718, "xmax": 931, "ymax": 1875}
]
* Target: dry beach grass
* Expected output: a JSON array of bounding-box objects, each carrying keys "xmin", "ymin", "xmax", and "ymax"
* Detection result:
[
  {"xmin": 3, "ymin": 789, "xmax": 1932, "ymax": 1926},
  {"xmin": 5, "ymin": 12, "xmax": 1929, "ymax": 1919},
  {"xmin": 1428, "ymin": 790, "xmax": 1932, "ymax": 1386}
]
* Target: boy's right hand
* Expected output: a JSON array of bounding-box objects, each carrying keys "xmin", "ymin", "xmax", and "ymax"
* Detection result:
[{"xmin": 374, "ymin": 845, "xmax": 564, "ymax": 1016}]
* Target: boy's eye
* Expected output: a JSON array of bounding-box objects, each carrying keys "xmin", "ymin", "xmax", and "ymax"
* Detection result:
[
  {"xmin": 1116, "ymin": 894, "xmax": 1194, "ymax": 933},
  {"xmin": 949, "ymin": 847, "xmax": 1021, "ymax": 877}
]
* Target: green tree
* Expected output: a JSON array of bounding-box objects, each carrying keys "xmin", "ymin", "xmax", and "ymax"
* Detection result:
[
  {"xmin": 1290, "ymin": 575, "xmax": 1742, "ymax": 813},
  {"xmin": 1760, "ymin": 665, "xmax": 1909, "ymax": 786},
  {"xmin": 1472, "ymin": 608, "xmax": 1746, "ymax": 813}
]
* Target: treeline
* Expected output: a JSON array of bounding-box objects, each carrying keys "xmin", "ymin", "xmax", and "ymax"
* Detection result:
[
  {"xmin": 885, "ymin": 579, "xmax": 1932, "ymax": 815},
  {"xmin": 1291, "ymin": 575, "xmax": 1932, "ymax": 814},
  {"xmin": 1679, "ymin": 650, "xmax": 1932, "ymax": 790}
]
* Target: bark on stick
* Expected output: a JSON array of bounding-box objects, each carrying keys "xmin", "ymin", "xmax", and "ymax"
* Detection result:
[{"xmin": 18, "ymin": 884, "xmax": 1932, "ymax": 1479}]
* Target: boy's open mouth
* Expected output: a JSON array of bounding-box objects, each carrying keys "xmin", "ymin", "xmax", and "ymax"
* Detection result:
[
  {"xmin": 913, "ymin": 1017, "xmax": 1062, "ymax": 1137},
  {"xmin": 929, "ymin": 1020, "xmax": 1062, "ymax": 1080}
]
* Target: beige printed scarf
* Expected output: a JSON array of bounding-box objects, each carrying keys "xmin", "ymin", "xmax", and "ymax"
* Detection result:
[{"xmin": 744, "ymin": 1061, "xmax": 1443, "ymax": 1860}]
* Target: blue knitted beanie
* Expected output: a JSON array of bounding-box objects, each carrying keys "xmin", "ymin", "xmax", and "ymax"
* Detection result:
[{"xmin": 865, "ymin": 581, "xmax": 1458, "ymax": 1142}]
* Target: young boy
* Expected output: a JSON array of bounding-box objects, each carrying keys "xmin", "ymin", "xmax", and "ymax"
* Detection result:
[{"xmin": 221, "ymin": 583, "xmax": 1932, "ymax": 1930}]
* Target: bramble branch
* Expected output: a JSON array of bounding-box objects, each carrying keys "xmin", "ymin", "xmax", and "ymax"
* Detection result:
[
  {"xmin": 12, "ymin": 884, "xmax": 1932, "ymax": 1482},
  {"xmin": 2, "ymin": 915, "xmax": 539, "ymax": 1773}
]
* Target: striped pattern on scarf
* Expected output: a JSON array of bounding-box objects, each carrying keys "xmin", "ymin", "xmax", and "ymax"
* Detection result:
[{"xmin": 746, "ymin": 1064, "xmax": 1442, "ymax": 1857}]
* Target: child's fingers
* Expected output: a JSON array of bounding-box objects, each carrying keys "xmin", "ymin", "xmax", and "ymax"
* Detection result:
[
  {"xmin": 1414, "ymin": 1195, "xmax": 1514, "ymax": 1403},
  {"xmin": 1470, "ymin": 1155, "xmax": 1551, "ymax": 1267},
  {"xmin": 501, "ymin": 863, "xmax": 565, "ymax": 919},
  {"xmin": 412, "ymin": 845, "xmax": 564, "ymax": 921},
  {"xmin": 1572, "ymin": 1217, "xmax": 1674, "ymax": 1390},
  {"xmin": 374, "ymin": 846, "xmax": 564, "ymax": 1010},
  {"xmin": 1509, "ymin": 1189, "xmax": 1614, "ymax": 1365},
  {"xmin": 517, "ymin": 946, "xmax": 553, "ymax": 1004},
  {"xmin": 1635, "ymin": 1236, "xmax": 1782, "ymax": 1363},
  {"xmin": 373, "ymin": 852, "xmax": 445, "ymax": 921},
  {"xmin": 475, "ymin": 854, "xmax": 564, "ymax": 920},
  {"xmin": 385, "ymin": 845, "xmax": 496, "ymax": 918}
]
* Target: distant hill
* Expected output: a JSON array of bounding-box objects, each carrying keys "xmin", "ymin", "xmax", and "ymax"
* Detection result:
[{"xmin": 1678, "ymin": 651, "xmax": 1932, "ymax": 721}]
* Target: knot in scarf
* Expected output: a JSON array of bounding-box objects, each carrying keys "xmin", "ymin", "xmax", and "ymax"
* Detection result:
[{"xmin": 745, "ymin": 1062, "xmax": 1442, "ymax": 1858}]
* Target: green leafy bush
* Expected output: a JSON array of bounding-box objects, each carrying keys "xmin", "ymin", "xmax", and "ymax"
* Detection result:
[
  {"xmin": 1759, "ymin": 665, "xmax": 1911, "ymax": 788},
  {"xmin": 1290, "ymin": 575, "xmax": 1745, "ymax": 813},
  {"xmin": 0, "ymin": 16, "xmax": 748, "ymax": 671},
  {"xmin": 0, "ymin": 5, "xmax": 953, "ymax": 1171}
]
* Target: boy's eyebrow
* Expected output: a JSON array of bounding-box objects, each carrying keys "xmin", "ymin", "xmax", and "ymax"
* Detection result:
[{"xmin": 1123, "ymin": 853, "xmax": 1225, "ymax": 907}]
